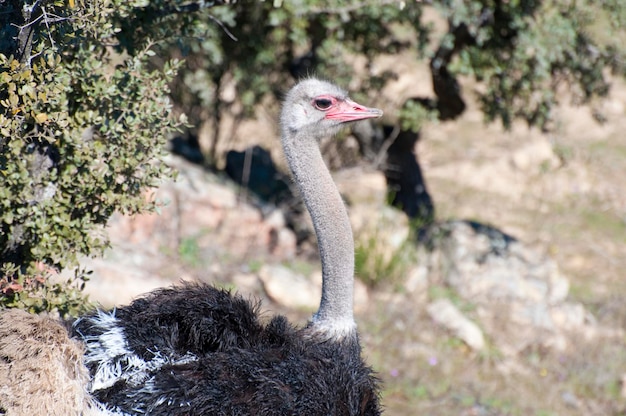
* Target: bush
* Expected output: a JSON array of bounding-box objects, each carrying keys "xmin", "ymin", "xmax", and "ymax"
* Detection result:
[{"xmin": 0, "ymin": 0, "xmax": 184, "ymax": 316}]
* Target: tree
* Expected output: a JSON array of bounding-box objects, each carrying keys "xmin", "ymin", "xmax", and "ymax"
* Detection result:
[
  {"xmin": 162, "ymin": 0, "xmax": 626, "ymax": 222},
  {"xmin": 0, "ymin": 0, "xmax": 228, "ymax": 315}
]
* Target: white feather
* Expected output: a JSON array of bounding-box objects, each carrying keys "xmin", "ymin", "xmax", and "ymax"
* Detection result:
[{"xmin": 74, "ymin": 310, "xmax": 198, "ymax": 397}]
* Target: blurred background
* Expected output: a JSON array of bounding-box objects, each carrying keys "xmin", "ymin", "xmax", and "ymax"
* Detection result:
[{"xmin": 1, "ymin": 1, "xmax": 626, "ymax": 414}]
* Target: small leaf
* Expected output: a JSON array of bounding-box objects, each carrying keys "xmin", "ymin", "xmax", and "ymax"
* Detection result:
[
  {"xmin": 35, "ymin": 113, "xmax": 49, "ymax": 123},
  {"xmin": 8, "ymin": 93, "xmax": 19, "ymax": 107}
]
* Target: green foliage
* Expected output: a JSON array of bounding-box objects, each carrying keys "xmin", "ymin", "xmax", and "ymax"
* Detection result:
[
  {"xmin": 162, "ymin": 1, "xmax": 427, "ymax": 158},
  {"xmin": 439, "ymin": 0, "xmax": 626, "ymax": 129},
  {"xmin": 160, "ymin": 0, "xmax": 626, "ymax": 153},
  {"xmin": 428, "ymin": 284, "xmax": 476, "ymax": 314},
  {"xmin": 356, "ymin": 235, "xmax": 412, "ymax": 288},
  {"xmin": 0, "ymin": 0, "xmax": 182, "ymax": 315},
  {"xmin": 0, "ymin": 268, "xmax": 93, "ymax": 317},
  {"xmin": 178, "ymin": 235, "xmax": 203, "ymax": 268},
  {"xmin": 399, "ymin": 99, "xmax": 438, "ymax": 133}
]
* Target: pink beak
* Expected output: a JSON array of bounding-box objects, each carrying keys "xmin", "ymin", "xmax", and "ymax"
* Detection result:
[{"xmin": 325, "ymin": 98, "xmax": 383, "ymax": 122}]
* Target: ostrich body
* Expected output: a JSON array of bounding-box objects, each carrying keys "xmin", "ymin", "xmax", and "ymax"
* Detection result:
[{"xmin": 0, "ymin": 79, "xmax": 383, "ymax": 415}]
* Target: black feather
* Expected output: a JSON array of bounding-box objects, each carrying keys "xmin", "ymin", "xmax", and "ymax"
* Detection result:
[{"xmin": 72, "ymin": 283, "xmax": 381, "ymax": 416}]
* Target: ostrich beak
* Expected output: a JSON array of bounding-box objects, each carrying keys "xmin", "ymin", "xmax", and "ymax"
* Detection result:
[{"xmin": 325, "ymin": 98, "xmax": 383, "ymax": 122}]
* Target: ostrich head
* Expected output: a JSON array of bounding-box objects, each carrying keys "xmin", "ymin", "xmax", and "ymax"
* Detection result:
[
  {"xmin": 280, "ymin": 78, "xmax": 383, "ymax": 337},
  {"xmin": 280, "ymin": 78, "xmax": 383, "ymax": 141}
]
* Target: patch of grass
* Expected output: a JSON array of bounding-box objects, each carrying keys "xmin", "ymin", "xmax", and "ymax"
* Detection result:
[
  {"xmin": 355, "ymin": 236, "xmax": 412, "ymax": 287},
  {"xmin": 552, "ymin": 141, "xmax": 575, "ymax": 164},
  {"xmin": 408, "ymin": 385, "xmax": 429, "ymax": 400},
  {"xmin": 565, "ymin": 342, "xmax": 626, "ymax": 403},
  {"xmin": 580, "ymin": 208, "xmax": 626, "ymax": 240},
  {"xmin": 281, "ymin": 259, "xmax": 315, "ymax": 277},
  {"xmin": 355, "ymin": 214, "xmax": 416, "ymax": 288},
  {"xmin": 213, "ymin": 282, "xmax": 237, "ymax": 292},
  {"xmin": 178, "ymin": 235, "xmax": 202, "ymax": 268},
  {"xmin": 247, "ymin": 259, "xmax": 263, "ymax": 273},
  {"xmin": 567, "ymin": 279, "xmax": 596, "ymax": 303},
  {"xmin": 587, "ymin": 140, "xmax": 626, "ymax": 159},
  {"xmin": 479, "ymin": 396, "xmax": 516, "ymax": 414},
  {"xmin": 428, "ymin": 284, "xmax": 477, "ymax": 314},
  {"xmin": 545, "ymin": 195, "xmax": 625, "ymax": 242}
]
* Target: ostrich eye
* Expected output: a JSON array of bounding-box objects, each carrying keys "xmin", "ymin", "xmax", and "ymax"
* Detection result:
[{"xmin": 313, "ymin": 98, "xmax": 333, "ymax": 111}]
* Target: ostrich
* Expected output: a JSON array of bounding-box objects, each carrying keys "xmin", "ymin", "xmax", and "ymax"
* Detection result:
[{"xmin": 0, "ymin": 78, "xmax": 383, "ymax": 415}]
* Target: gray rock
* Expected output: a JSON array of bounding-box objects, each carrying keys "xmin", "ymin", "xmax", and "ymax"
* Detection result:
[
  {"xmin": 427, "ymin": 298, "xmax": 485, "ymax": 351},
  {"xmin": 405, "ymin": 265, "xmax": 429, "ymax": 295},
  {"xmin": 63, "ymin": 156, "xmax": 299, "ymax": 307},
  {"xmin": 561, "ymin": 391, "xmax": 580, "ymax": 409},
  {"xmin": 423, "ymin": 220, "xmax": 596, "ymax": 353},
  {"xmin": 258, "ymin": 265, "xmax": 321, "ymax": 310}
]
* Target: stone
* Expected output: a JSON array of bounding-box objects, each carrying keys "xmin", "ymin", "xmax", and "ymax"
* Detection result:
[
  {"xmin": 561, "ymin": 391, "xmax": 581, "ymax": 409},
  {"xmin": 61, "ymin": 156, "xmax": 303, "ymax": 307},
  {"xmin": 405, "ymin": 265, "xmax": 429, "ymax": 297},
  {"xmin": 75, "ymin": 259, "xmax": 176, "ymax": 308},
  {"xmin": 427, "ymin": 298, "xmax": 485, "ymax": 351},
  {"xmin": 550, "ymin": 303, "xmax": 586, "ymax": 330},
  {"xmin": 258, "ymin": 265, "xmax": 320, "ymax": 310},
  {"xmin": 421, "ymin": 219, "xmax": 599, "ymax": 354}
]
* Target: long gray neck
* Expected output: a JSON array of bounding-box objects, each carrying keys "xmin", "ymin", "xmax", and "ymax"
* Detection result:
[{"xmin": 282, "ymin": 127, "xmax": 356, "ymax": 337}]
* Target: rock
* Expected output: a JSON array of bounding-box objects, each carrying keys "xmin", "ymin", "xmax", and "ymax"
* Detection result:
[
  {"xmin": 442, "ymin": 229, "xmax": 557, "ymax": 305},
  {"xmin": 258, "ymin": 265, "xmax": 320, "ymax": 310},
  {"xmin": 427, "ymin": 298, "xmax": 485, "ymax": 351},
  {"xmin": 156, "ymin": 157, "xmax": 297, "ymax": 261},
  {"xmin": 64, "ymin": 156, "xmax": 300, "ymax": 307},
  {"xmin": 547, "ymin": 267, "xmax": 570, "ymax": 304},
  {"xmin": 405, "ymin": 265, "xmax": 429, "ymax": 298},
  {"xmin": 550, "ymin": 303, "xmax": 587, "ymax": 330},
  {"xmin": 264, "ymin": 210, "xmax": 298, "ymax": 258},
  {"xmin": 561, "ymin": 391, "xmax": 581, "ymax": 409},
  {"xmin": 231, "ymin": 272, "xmax": 263, "ymax": 296},
  {"xmin": 70, "ymin": 259, "xmax": 177, "ymax": 308},
  {"xmin": 429, "ymin": 221, "xmax": 572, "ymax": 304},
  {"xmin": 334, "ymin": 168, "xmax": 387, "ymax": 207},
  {"xmin": 422, "ymin": 219, "xmax": 596, "ymax": 354},
  {"xmin": 508, "ymin": 301, "xmax": 554, "ymax": 329},
  {"xmin": 308, "ymin": 269, "xmax": 369, "ymax": 313}
]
